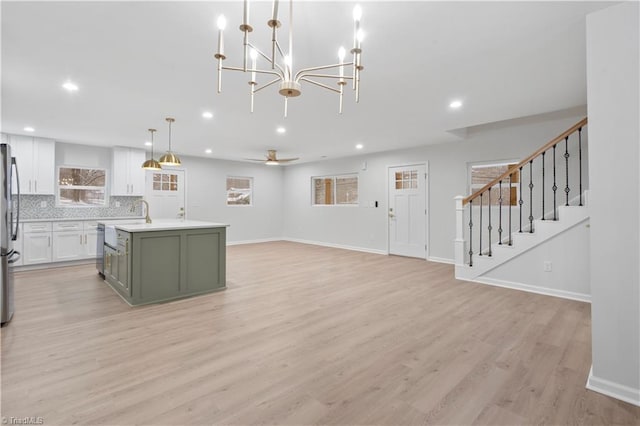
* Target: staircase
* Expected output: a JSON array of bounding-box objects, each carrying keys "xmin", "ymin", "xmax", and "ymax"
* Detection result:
[{"xmin": 454, "ymin": 118, "xmax": 590, "ymax": 301}]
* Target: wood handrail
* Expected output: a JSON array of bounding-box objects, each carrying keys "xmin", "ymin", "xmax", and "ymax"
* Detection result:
[{"xmin": 463, "ymin": 117, "xmax": 588, "ymax": 205}]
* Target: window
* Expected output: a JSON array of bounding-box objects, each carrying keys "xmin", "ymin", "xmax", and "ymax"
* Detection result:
[
  {"xmin": 469, "ymin": 162, "xmax": 519, "ymax": 206},
  {"xmin": 152, "ymin": 172, "xmax": 179, "ymax": 192},
  {"xmin": 227, "ymin": 177, "xmax": 252, "ymax": 205},
  {"xmin": 394, "ymin": 170, "xmax": 419, "ymax": 189},
  {"xmin": 57, "ymin": 166, "xmax": 107, "ymax": 206},
  {"xmin": 312, "ymin": 174, "xmax": 358, "ymax": 205}
]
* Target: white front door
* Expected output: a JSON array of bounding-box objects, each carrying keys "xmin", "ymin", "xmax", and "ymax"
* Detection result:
[
  {"xmin": 388, "ymin": 164, "xmax": 428, "ymax": 258},
  {"xmin": 145, "ymin": 169, "xmax": 186, "ymax": 220}
]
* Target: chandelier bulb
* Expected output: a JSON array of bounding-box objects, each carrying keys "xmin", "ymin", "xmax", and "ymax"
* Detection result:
[
  {"xmin": 353, "ymin": 5, "xmax": 362, "ymax": 22},
  {"xmin": 250, "ymin": 48, "xmax": 258, "ymax": 60},
  {"xmin": 217, "ymin": 15, "xmax": 227, "ymax": 30},
  {"xmin": 338, "ymin": 46, "xmax": 346, "ymax": 61}
]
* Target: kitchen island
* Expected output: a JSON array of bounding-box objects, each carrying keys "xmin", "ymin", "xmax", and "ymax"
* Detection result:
[{"xmin": 102, "ymin": 220, "xmax": 228, "ymax": 306}]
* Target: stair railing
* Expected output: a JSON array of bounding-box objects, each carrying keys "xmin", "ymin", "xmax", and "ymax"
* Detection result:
[{"xmin": 455, "ymin": 117, "xmax": 588, "ymax": 267}]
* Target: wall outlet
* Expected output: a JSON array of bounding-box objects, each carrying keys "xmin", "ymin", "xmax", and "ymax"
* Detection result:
[
  {"xmin": 543, "ymin": 261, "xmax": 552, "ymax": 272},
  {"xmin": 40, "ymin": 201, "xmax": 47, "ymax": 208},
  {"xmin": 115, "ymin": 201, "xmax": 120, "ymax": 208}
]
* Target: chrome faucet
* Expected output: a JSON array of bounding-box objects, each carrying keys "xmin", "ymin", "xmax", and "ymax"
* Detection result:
[{"xmin": 140, "ymin": 200, "xmax": 152, "ymax": 224}]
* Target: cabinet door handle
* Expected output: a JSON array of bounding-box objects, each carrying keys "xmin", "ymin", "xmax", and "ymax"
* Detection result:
[
  {"xmin": 29, "ymin": 180, "xmax": 32, "ymax": 192},
  {"xmin": 80, "ymin": 235, "xmax": 83, "ymax": 245},
  {"xmin": 35, "ymin": 180, "xmax": 37, "ymax": 193},
  {"xmin": 84, "ymin": 234, "xmax": 87, "ymax": 244},
  {"xmin": 48, "ymin": 236, "xmax": 51, "ymax": 247}
]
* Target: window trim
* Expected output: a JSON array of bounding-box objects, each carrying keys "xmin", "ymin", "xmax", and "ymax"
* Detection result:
[
  {"xmin": 56, "ymin": 165, "xmax": 108, "ymax": 208},
  {"xmin": 468, "ymin": 159, "xmax": 520, "ymax": 207},
  {"xmin": 226, "ymin": 176, "xmax": 253, "ymax": 207},
  {"xmin": 311, "ymin": 173, "xmax": 359, "ymax": 207}
]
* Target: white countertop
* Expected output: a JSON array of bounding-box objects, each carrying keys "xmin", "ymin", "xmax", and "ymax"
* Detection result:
[{"xmin": 113, "ymin": 219, "xmax": 229, "ymax": 232}]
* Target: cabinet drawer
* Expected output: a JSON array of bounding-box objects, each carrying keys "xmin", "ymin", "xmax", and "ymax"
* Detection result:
[
  {"xmin": 53, "ymin": 221, "xmax": 82, "ymax": 232},
  {"xmin": 24, "ymin": 222, "xmax": 52, "ymax": 233},
  {"xmin": 84, "ymin": 221, "xmax": 99, "ymax": 231}
]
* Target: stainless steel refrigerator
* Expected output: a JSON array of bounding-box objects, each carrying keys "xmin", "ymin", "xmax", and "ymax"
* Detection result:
[{"xmin": 1, "ymin": 143, "xmax": 20, "ymax": 325}]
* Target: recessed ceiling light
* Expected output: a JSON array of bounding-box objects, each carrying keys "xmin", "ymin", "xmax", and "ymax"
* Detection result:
[
  {"xmin": 449, "ymin": 100, "xmax": 463, "ymax": 109},
  {"xmin": 202, "ymin": 111, "xmax": 213, "ymax": 119},
  {"xmin": 356, "ymin": 144, "xmax": 364, "ymax": 150},
  {"xmin": 276, "ymin": 127, "xmax": 286, "ymax": 134},
  {"xmin": 23, "ymin": 127, "xmax": 35, "ymax": 132},
  {"xmin": 144, "ymin": 141, "xmax": 153, "ymax": 146},
  {"xmin": 62, "ymin": 81, "xmax": 79, "ymax": 92},
  {"xmin": 205, "ymin": 149, "xmax": 212, "ymax": 154}
]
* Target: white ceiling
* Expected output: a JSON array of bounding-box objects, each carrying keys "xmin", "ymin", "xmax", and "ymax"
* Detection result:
[{"xmin": 1, "ymin": 1, "xmax": 609, "ymax": 164}]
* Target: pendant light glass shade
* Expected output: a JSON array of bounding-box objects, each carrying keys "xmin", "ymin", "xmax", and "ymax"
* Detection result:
[
  {"xmin": 159, "ymin": 117, "xmax": 182, "ymax": 166},
  {"xmin": 142, "ymin": 128, "xmax": 162, "ymax": 170}
]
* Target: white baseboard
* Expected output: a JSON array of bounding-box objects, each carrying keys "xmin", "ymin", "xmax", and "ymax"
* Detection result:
[
  {"xmin": 226, "ymin": 238, "xmax": 282, "ymax": 246},
  {"xmin": 427, "ymin": 256, "xmax": 455, "ymax": 265},
  {"xmin": 282, "ymin": 237, "xmax": 388, "ymax": 255},
  {"xmin": 587, "ymin": 366, "xmax": 640, "ymax": 407},
  {"xmin": 458, "ymin": 275, "xmax": 591, "ymax": 303}
]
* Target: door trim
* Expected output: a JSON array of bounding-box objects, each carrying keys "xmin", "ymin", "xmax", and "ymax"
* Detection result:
[{"xmin": 386, "ymin": 162, "xmax": 429, "ymax": 260}]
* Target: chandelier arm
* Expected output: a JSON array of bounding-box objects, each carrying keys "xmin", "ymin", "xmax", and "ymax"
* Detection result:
[
  {"xmin": 297, "ymin": 73, "xmax": 354, "ymax": 81},
  {"xmin": 222, "ymin": 65, "xmax": 284, "ymax": 80},
  {"xmin": 253, "ymin": 78, "xmax": 281, "ymax": 93},
  {"xmin": 294, "ymin": 62, "xmax": 353, "ymax": 81},
  {"xmin": 299, "ymin": 77, "xmax": 341, "ymax": 94},
  {"xmin": 247, "ymin": 43, "xmax": 286, "ymax": 75}
]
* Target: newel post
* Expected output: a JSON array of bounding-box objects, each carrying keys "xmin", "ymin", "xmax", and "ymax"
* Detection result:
[{"xmin": 454, "ymin": 195, "xmax": 466, "ymax": 266}]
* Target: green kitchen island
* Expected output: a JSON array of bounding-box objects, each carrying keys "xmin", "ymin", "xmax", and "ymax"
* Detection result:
[{"xmin": 102, "ymin": 220, "xmax": 228, "ymax": 306}]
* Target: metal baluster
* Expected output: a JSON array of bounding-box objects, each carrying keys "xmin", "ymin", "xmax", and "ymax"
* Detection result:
[
  {"xmin": 519, "ymin": 167, "xmax": 523, "ymax": 232},
  {"xmin": 564, "ymin": 136, "xmax": 570, "ymax": 206},
  {"xmin": 488, "ymin": 188, "xmax": 492, "ymax": 256},
  {"xmin": 553, "ymin": 144, "xmax": 557, "ymax": 220},
  {"xmin": 509, "ymin": 172, "xmax": 513, "ymax": 246},
  {"xmin": 479, "ymin": 193, "xmax": 483, "ymax": 256},
  {"xmin": 529, "ymin": 160, "xmax": 534, "ymax": 233},
  {"xmin": 541, "ymin": 151, "xmax": 546, "ymax": 220},
  {"xmin": 578, "ymin": 128, "xmax": 583, "ymax": 206},
  {"xmin": 498, "ymin": 180, "xmax": 503, "ymax": 245},
  {"xmin": 468, "ymin": 200, "xmax": 473, "ymax": 267}
]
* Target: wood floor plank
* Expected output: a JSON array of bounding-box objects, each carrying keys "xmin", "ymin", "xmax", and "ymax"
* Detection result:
[{"xmin": 1, "ymin": 241, "xmax": 639, "ymax": 425}]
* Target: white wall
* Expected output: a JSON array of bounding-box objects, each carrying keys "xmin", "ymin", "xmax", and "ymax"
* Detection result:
[
  {"xmin": 482, "ymin": 219, "xmax": 591, "ymax": 301},
  {"xmin": 282, "ymin": 111, "xmax": 587, "ymax": 261},
  {"xmin": 586, "ymin": 2, "xmax": 640, "ymax": 405},
  {"xmin": 181, "ymin": 155, "xmax": 284, "ymax": 243}
]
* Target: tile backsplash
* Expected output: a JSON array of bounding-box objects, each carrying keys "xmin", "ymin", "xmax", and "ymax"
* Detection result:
[{"xmin": 16, "ymin": 195, "xmax": 144, "ymax": 220}]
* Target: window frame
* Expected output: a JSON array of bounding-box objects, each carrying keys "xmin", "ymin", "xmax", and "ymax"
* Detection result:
[
  {"xmin": 56, "ymin": 165, "xmax": 108, "ymax": 208},
  {"xmin": 226, "ymin": 176, "xmax": 253, "ymax": 207},
  {"xmin": 311, "ymin": 173, "xmax": 359, "ymax": 206},
  {"xmin": 468, "ymin": 160, "xmax": 520, "ymax": 207}
]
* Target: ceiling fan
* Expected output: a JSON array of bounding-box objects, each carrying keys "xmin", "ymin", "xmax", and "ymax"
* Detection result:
[{"xmin": 246, "ymin": 150, "xmax": 299, "ymax": 165}]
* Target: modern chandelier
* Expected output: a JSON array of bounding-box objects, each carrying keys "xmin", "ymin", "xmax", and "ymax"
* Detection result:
[{"xmin": 214, "ymin": 0, "xmax": 364, "ymax": 117}]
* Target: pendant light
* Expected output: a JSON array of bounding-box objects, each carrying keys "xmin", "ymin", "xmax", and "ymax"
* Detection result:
[
  {"xmin": 159, "ymin": 117, "xmax": 181, "ymax": 166},
  {"xmin": 142, "ymin": 128, "xmax": 162, "ymax": 170}
]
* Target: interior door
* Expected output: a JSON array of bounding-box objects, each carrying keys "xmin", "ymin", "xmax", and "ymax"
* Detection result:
[
  {"xmin": 145, "ymin": 169, "xmax": 186, "ymax": 220},
  {"xmin": 388, "ymin": 164, "xmax": 427, "ymax": 258}
]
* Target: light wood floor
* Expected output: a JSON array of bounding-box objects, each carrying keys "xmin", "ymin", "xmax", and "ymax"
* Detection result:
[{"xmin": 2, "ymin": 241, "xmax": 639, "ymax": 425}]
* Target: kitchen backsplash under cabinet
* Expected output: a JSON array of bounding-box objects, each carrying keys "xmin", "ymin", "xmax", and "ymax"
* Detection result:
[{"xmin": 17, "ymin": 195, "xmax": 144, "ymax": 220}]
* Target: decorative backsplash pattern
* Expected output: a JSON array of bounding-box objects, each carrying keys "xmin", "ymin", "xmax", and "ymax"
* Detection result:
[{"xmin": 16, "ymin": 195, "xmax": 144, "ymax": 220}]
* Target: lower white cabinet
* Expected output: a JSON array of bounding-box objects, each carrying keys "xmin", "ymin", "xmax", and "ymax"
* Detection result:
[
  {"xmin": 23, "ymin": 222, "xmax": 53, "ymax": 265},
  {"xmin": 21, "ymin": 220, "xmax": 104, "ymax": 265},
  {"xmin": 52, "ymin": 221, "xmax": 99, "ymax": 262}
]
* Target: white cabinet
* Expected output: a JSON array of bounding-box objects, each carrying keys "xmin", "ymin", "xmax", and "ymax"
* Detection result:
[
  {"xmin": 52, "ymin": 221, "xmax": 83, "ymax": 261},
  {"xmin": 52, "ymin": 221, "xmax": 99, "ymax": 261},
  {"xmin": 111, "ymin": 147, "xmax": 145, "ymax": 196},
  {"xmin": 83, "ymin": 221, "xmax": 99, "ymax": 258},
  {"xmin": 23, "ymin": 222, "xmax": 53, "ymax": 265},
  {"xmin": 9, "ymin": 135, "xmax": 55, "ymax": 195}
]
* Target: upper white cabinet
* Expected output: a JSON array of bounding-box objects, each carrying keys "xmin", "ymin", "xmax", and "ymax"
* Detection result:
[
  {"xmin": 9, "ymin": 135, "xmax": 55, "ymax": 195},
  {"xmin": 111, "ymin": 147, "xmax": 145, "ymax": 196}
]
